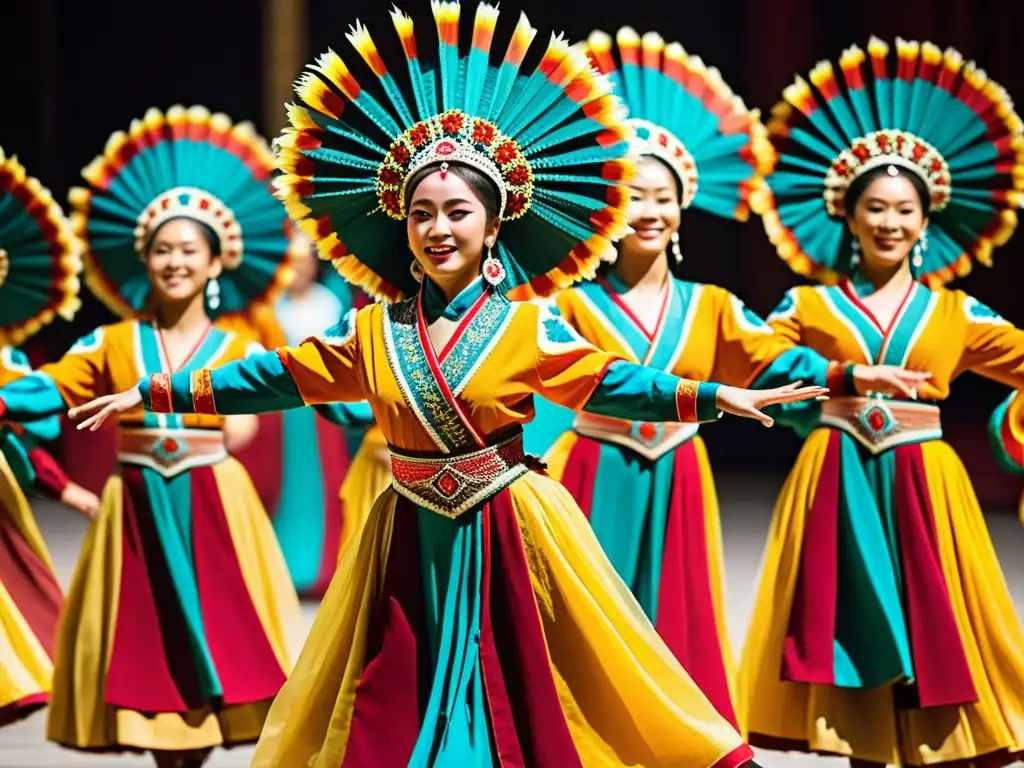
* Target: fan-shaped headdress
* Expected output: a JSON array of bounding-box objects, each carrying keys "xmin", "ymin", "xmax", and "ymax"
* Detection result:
[
  {"xmin": 756, "ymin": 36, "xmax": 1023, "ymax": 285},
  {"xmin": 70, "ymin": 105, "xmax": 291, "ymax": 316},
  {"xmin": 0, "ymin": 148, "xmax": 81, "ymax": 346},
  {"xmin": 274, "ymin": 1, "xmax": 635, "ymax": 302}
]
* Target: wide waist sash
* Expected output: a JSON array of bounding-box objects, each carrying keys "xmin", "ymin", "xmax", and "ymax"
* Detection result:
[
  {"xmin": 573, "ymin": 411, "xmax": 699, "ymax": 461},
  {"xmin": 118, "ymin": 427, "xmax": 227, "ymax": 478},
  {"xmin": 819, "ymin": 397, "xmax": 941, "ymax": 454},
  {"xmin": 389, "ymin": 433, "xmax": 529, "ymax": 518}
]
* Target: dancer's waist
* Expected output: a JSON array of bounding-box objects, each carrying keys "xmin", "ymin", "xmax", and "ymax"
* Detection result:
[
  {"xmin": 819, "ymin": 397, "xmax": 942, "ymax": 454},
  {"xmin": 389, "ymin": 432, "xmax": 530, "ymax": 518},
  {"xmin": 573, "ymin": 411, "xmax": 699, "ymax": 461},
  {"xmin": 118, "ymin": 427, "xmax": 227, "ymax": 478}
]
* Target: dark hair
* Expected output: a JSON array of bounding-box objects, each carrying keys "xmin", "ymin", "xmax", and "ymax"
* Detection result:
[
  {"xmin": 844, "ymin": 165, "xmax": 930, "ymax": 217},
  {"xmin": 145, "ymin": 216, "xmax": 222, "ymax": 257},
  {"xmin": 403, "ymin": 162, "xmax": 501, "ymax": 220}
]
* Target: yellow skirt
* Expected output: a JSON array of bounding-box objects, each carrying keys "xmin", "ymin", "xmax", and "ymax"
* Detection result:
[
  {"xmin": 337, "ymin": 426, "xmax": 392, "ymax": 559},
  {"xmin": 739, "ymin": 430, "xmax": 1024, "ymax": 765},
  {"xmin": 0, "ymin": 452, "xmax": 60, "ymax": 725},
  {"xmin": 252, "ymin": 471, "xmax": 748, "ymax": 767},
  {"xmin": 46, "ymin": 457, "xmax": 301, "ymax": 752}
]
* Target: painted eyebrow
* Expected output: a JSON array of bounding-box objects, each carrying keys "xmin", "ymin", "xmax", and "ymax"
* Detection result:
[
  {"xmin": 863, "ymin": 197, "xmax": 918, "ymax": 205},
  {"xmin": 409, "ymin": 197, "xmax": 474, "ymax": 207}
]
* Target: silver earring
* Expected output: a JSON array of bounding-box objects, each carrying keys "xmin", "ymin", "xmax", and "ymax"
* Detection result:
[
  {"xmin": 912, "ymin": 228, "xmax": 928, "ymax": 269},
  {"xmin": 206, "ymin": 277, "xmax": 220, "ymax": 310},
  {"xmin": 850, "ymin": 238, "xmax": 861, "ymax": 269},
  {"xmin": 409, "ymin": 260, "xmax": 424, "ymax": 283},
  {"xmin": 670, "ymin": 231, "xmax": 682, "ymax": 264},
  {"xmin": 482, "ymin": 239, "xmax": 505, "ymax": 287}
]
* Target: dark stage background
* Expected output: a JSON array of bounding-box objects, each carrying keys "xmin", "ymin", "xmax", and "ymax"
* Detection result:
[{"xmin": 0, "ymin": 0, "xmax": 1020, "ymax": 504}]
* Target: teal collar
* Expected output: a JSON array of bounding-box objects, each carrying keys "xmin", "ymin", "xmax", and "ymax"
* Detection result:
[{"xmin": 421, "ymin": 276, "xmax": 486, "ymax": 323}]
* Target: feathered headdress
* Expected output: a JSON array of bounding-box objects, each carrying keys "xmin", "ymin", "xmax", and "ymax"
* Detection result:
[
  {"xmin": 0, "ymin": 148, "xmax": 81, "ymax": 346},
  {"xmin": 69, "ymin": 105, "xmax": 291, "ymax": 317},
  {"xmin": 757, "ymin": 37, "xmax": 1023, "ymax": 286},
  {"xmin": 274, "ymin": 1, "xmax": 635, "ymax": 302},
  {"xmin": 585, "ymin": 27, "xmax": 774, "ymax": 219}
]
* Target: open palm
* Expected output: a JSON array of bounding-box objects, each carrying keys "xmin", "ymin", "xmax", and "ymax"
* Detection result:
[{"xmin": 716, "ymin": 381, "xmax": 828, "ymax": 427}]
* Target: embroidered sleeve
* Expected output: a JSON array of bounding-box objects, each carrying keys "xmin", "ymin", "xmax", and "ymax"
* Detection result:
[
  {"xmin": 9, "ymin": 327, "xmax": 112, "ymax": 412},
  {"xmin": 989, "ymin": 390, "xmax": 1023, "ymax": 475},
  {"xmin": 139, "ymin": 307, "xmax": 368, "ymax": 415},
  {"xmin": 583, "ymin": 360, "xmax": 722, "ymax": 423},
  {"xmin": 955, "ymin": 293, "xmax": 1024, "ymax": 388}
]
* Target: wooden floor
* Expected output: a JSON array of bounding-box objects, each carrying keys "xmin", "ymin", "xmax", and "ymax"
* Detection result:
[{"xmin": 2, "ymin": 470, "xmax": 1022, "ymax": 767}]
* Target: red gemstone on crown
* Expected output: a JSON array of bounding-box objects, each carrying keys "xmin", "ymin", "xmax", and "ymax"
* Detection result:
[
  {"xmin": 436, "ymin": 471, "xmax": 460, "ymax": 496},
  {"xmin": 435, "ymin": 141, "xmax": 457, "ymax": 157},
  {"xmin": 867, "ymin": 408, "xmax": 887, "ymax": 432},
  {"xmin": 162, "ymin": 437, "xmax": 179, "ymax": 454}
]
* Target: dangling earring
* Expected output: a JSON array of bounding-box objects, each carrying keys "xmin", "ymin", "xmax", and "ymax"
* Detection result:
[
  {"xmin": 206, "ymin": 277, "xmax": 220, "ymax": 310},
  {"xmin": 482, "ymin": 237, "xmax": 505, "ymax": 287},
  {"xmin": 912, "ymin": 227, "xmax": 928, "ymax": 269},
  {"xmin": 670, "ymin": 231, "xmax": 683, "ymax": 264},
  {"xmin": 409, "ymin": 260, "xmax": 424, "ymax": 283},
  {"xmin": 850, "ymin": 238, "xmax": 861, "ymax": 270}
]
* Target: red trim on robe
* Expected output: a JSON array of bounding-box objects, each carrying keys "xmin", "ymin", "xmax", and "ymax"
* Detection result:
[
  {"xmin": 655, "ymin": 441, "xmax": 739, "ymax": 730},
  {"xmin": 482, "ymin": 492, "xmax": 582, "ymax": 767},
  {"xmin": 558, "ymin": 433, "xmax": 602, "ymax": 520},
  {"xmin": 310, "ymin": 417, "xmax": 349, "ymax": 595},
  {"xmin": 782, "ymin": 430, "xmax": 841, "ymax": 685},
  {"xmin": 0, "ymin": 692, "xmax": 49, "ymax": 727},
  {"xmin": 893, "ymin": 444, "xmax": 977, "ymax": 708},
  {"xmin": 0, "ymin": 509, "xmax": 62, "ymax": 658},
  {"xmin": 191, "ymin": 468, "xmax": 288, "ymax": 705},
  {"xmin": 341, "ymin": 502, "xmax": 428, "ymax": 767}
]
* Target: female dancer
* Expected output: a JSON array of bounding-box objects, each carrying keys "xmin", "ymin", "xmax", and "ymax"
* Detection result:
[
  {"xmin": 545, "ymin": 28, "xmax": 921, "ymax": 730},
  {"xmin": 0, "ymin": 106, "xmax": 299, "ymax": 767},
  {"xmin": 989, "ymin": 391, "xmax": 1022, "ymax": 520},
  {"xmin": 740, "ymin": 37, "xmax": 1024, "ymax": 767},
  {"xmin": 65, "ymin": 5, "xmax": 827, "ymax": 766},
  {"xmin": 0, "ymin": 148, "xmax": 97, "ymax": 726}
]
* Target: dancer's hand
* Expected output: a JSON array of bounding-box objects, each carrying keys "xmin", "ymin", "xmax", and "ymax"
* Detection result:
[
  {"xmin": 69, "ymin": 386, "xmax": 142, "ymax": 432},
  {"xmin": 60, "ymin": 482, "xmax": 100, "ymax": 519},
  {"xmin": 852, "ymin": 365, "xmax": 931, "ymax": 400},
  {"xmin": 715, "ymin": 381, "xmax": 829, "ymax": 427}
]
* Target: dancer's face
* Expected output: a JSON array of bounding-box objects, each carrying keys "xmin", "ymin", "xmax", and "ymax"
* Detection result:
[
  {"xmin": 145, "ymin": 218, "xmax": 222, "ymax": 305},
  {"xmin": 619, "ymin": 157, "xmax": 681, "ymax": 261},
  {"xmin": 406, "ymin": 168, "xmax": 500, "ymax": 291},
  {"xmin": 847, "ymin": 172, "xmax": 929, "ymax": 271}
]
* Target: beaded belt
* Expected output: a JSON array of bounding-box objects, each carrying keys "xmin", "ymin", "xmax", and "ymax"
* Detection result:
[
  {"xmin": 118, "ymin": 427, "xmax": 227, "ymax": 478},
  {"xmin": 819, "ymin": 397, "xmax": 942, "ymax": 454},
  {"xmin": 573, "ymin": 411, "xmax": 699, "ymax": 461},
  {"xmin": 389, "ymin": 433, "xmax": 530, "ymax": 518}
]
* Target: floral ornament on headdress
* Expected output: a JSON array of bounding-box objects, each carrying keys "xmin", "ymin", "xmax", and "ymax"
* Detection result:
[
  {"xmin": 756, "ymin": 36, "xmax": 1023, "ymax": 286},
  {"xmin": 0, "ymin": 147, "xmax": 81, "ymax": 346},
  {"xmin": 585, "ymin": 27, "xmax": 775, "ymax": 219},
  {"xmin": 274, "ymin": 1, "xmax": 636, "ymax": 302},
  {"xmin": 69, "ymin": 105, "xmax": 291, "ymax": 317}
]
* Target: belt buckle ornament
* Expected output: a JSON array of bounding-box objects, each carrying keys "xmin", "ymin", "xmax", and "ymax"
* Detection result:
[
  {"xmin": 151, "ymin": 433, "xmax": 191, "ymax": 469},
  {"xmin": 631, "ymin": 420, "xmax": 664, "ymax": 448},
  {"xmin": 856, "ymin": 400, "xmax": 898, "ymax": 445}
]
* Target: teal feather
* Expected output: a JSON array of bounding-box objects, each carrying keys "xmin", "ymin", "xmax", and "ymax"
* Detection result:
[
  {"xmin": 641, "ymin": 48, "xmax": 661, "ymax": 121},
  {"xmin": 783, "ymin": 128, "xmax": 838, "ymax": 164},
  {"xmin": 529, "ymin": 199, "xmax": 596, "ymax": 240},
  {"xmin": 487, "ymin": 62, "xmax": 524, "ymax": 122},
  {"xmin": 300, "ymin": 146, "xmax": 380, "ymax": 171},
  {"xmin": 533, "ymin": 171, "xmax": 620, "ymax": 185},
  {"xmin": 476, "ymin": 68, "xmax": 501, "ymax": 117},
  {"xmin": 406, "ymin": 58, "xmax": 435, "ymax": 121},
  {"xmin": 534, "ymin": 187, "xmax": 607, "ymax": 212},
  {"xmin": 515, "ymin": 90, "xmax": 603, "ymax": 150},
  {"xmin": 522, "ymin": 117, "xmax": 607, "ymax": 154},
  {"xmin": 377, "ymin": 73, "xmax": 415, "ymax": 128},
  {"xmin": 906, "ymin": 74, "xmax": 932, "ymax": 136},
  {"xmin": 891, "ymin": 77, "xmax": 909, "ymax": 132},
  {"xmin": 823, "ymin": 93, "xmax": 862, "ymax": 144},
  {"xmin": 620, "ymin": 62, "xmax": 642, "ymax": 116},
  {"xmin": 847, "ymin": 87, "xmax": 876, "ymax": 136},
  {"xmin": 529, "ymin": 142, "xmax": 630, "ymax": 169},
  {"xmin": 769, "ymin": 168, "xmax": 829, "ymax": 190},
  {"xmin": 349, "ymin": 91, "xmax": 403, "ymax": 138},
  {"xmin": 873, "ymin": 79, "xmax": 892, "ymax": 128},
  {"xmin": 805, "ymin": 108, "xmax": 847, "ymax": 153},
  {"xmin": 948, "ymin": 142, "xmax": 999, "ymax": 172}
]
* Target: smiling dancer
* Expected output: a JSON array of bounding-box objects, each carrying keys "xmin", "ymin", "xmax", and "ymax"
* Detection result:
[
  {"xmin": 740, "ymin": 37, "xmax": 1024, "ymax": 767},
  {"xmin": 63, "ymin": 4, "xmax": 831, "ymax": 766},
  {"xmin": 0, "ymin": 107, "xmax": 299, "ymax": 767}
]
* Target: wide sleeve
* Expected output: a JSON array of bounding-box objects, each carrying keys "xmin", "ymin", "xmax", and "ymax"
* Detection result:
[
  {"xmin": 315, "ymin": 401, "xmax": 375, "ymax": 428},
  {"xmin": 141, "ymin": 308, "xmax": 368, "ymax": 415},
  {"xmin": 26, "ymin": 446, "xmax": 71, "ymax": 499},
  {"xmin": 989, "ymin": 390, "xmax": 1023, "ymax": 475},
  {"xmin": 709, "ymin": 287, "xmax": 830, "ymax": 389},
  {"xmin": 529, "ymin": 301, "xmax": 721, "ymax": 424},
  {"xmin": 0, "ymin": 329, "xmax": 111, "ymax": 420},
  {"xmin": 953, "ymin": 294, "xmax": 1024, "ymax": 388}
]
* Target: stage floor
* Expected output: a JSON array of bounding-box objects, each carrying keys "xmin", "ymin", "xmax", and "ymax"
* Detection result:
[{"xmin": 2, "ymin": 470, "xmax": 1022, "ymax": 767}]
